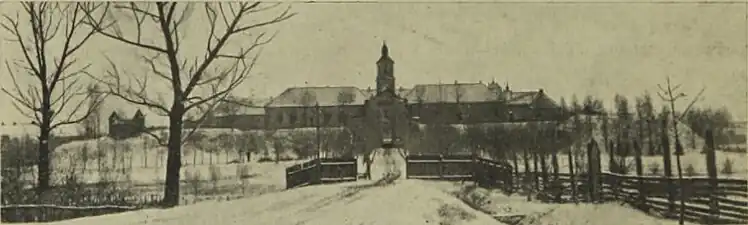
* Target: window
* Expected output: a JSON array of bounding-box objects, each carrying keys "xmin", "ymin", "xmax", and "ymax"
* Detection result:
[
  {"xmin": 276, "ymin": 113, "xmax": 284, "ymax": 124},
  {"xmin": 338, "ymin": 112, "xmax": 347, "ymax": 124},
  {"xmin": 289, "ymin": 113, "xmax": 297, "ymax": 124},
  {"xmin": 324, "ymin": 112, "xmax": 333, "ymax": 125}
]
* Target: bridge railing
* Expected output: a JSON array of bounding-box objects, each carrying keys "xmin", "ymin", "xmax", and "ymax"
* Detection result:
[
  {"xmin": 285, "ymin": 157, "xmax": 358, "ymax": 189},
  {"xmin": 405, "ymin": 154, "xmax": 514, "ymax": 192}
]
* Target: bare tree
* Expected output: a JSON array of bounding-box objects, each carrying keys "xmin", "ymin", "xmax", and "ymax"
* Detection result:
[
  {"xmin": 657, "ymin": 76, "xmax": 705, "ymax": 225},
  {"xmin": 1, "ymin": 2, "xmax": 107, "ymax": 194},
  {"xmin": 81, "ymin": 2, "xmax": 295, "ymax": 207},
  {"xmin": 336, "ymin": 89, "xmax": 355, "ymax": 125}
]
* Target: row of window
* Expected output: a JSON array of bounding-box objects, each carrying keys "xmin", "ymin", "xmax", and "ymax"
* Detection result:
[{"xmin": 274, "ymin": 111, "xmax": 350, "ymax": 126}]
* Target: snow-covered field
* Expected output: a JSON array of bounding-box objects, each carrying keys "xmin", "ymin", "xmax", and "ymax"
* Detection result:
[
  {"xmin": 19, "ymin": 128, "xmax": 345, "ymax": 185},
  {"xmin": 16, "ymin": 179, "xmax": 696, "ymax": 225}
]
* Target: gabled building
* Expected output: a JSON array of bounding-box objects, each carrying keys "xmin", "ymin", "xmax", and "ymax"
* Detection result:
[
  {"xmin": 108, "ymin": 110, "xmax": 146, "ymax": 139},
  {"xmin": 263, "ymin": 42, "xmax": 563, "ymax": 132}
]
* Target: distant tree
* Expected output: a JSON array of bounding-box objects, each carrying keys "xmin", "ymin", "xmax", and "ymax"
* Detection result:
[
  {"xmin": 423, "ymin": 123, "xmax": 461, "ymax": 155},
  {"xmin": 300, "ymin": 91, "xmax": 317, "ymax": 126},
  {"xmin": 337, "ymin": 90, "xmax": 355, "ymax": 127},
  {"xmin": 640, "ymin": 92, "xmax": 656, "ymax": 155},
  {"xmin": 684, "ymin": 107, "xmax": 732, "ymax": 146}
]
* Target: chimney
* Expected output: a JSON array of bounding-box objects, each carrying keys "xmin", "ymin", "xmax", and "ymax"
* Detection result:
[
  {"xmin": 539, "ymin": 88, "xmax": 544, "ymax": 94},
  {"xmin": 479, "ymin": 80, "xmax": 482, "ymax": 84}
]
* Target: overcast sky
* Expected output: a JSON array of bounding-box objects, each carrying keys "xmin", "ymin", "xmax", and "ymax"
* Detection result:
[{"xmin": 1, "ymin": 2, "xmax": 746, "ymax": 127}]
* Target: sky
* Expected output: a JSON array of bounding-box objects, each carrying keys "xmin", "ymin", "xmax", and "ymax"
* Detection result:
[{"xmin": 0, "ymin": 2, "xmax": 746, "ymax": 128}]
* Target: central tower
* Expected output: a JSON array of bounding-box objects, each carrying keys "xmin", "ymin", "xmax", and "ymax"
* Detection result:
[{"xmin": 376, "ymin": 41, "xmax": 395, "ymax": 96}]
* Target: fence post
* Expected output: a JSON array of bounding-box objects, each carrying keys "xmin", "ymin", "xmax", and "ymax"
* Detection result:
[
  {"xmin": 532, "ymin": 151, "xmax": 539, "ymax": 191},
  {"xmin": 633, "ymin": 140, "xmax": 645, "ymax": 208},
  {"xmin": 587, "ymin": 139, "xmax": 600, "ymax": 203},
  {"xmin": 567, "ymin": 146, "xmax": 577, "ymax": 204},
  {"xmin": 704, "ymin": 129, "xmax": 719, "ymax": 224},
  {"xmin": 438, "ymin": 155, "xmax": 444, "ymax": 179}
]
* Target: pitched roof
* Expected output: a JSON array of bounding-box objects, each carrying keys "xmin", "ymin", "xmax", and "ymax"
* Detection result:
[
  {"xmin": 507, "ymin": 91, "xmax": 539, "ymax": 105},
  {"xmin": 402, "ymin": 83, "xmax": 497, "ymax": 103},
  {"xmin": 265, "ymin": 86, "xmax": 370, "ymax": 107},
  {"xmin": 507, "ymin": 90, "xmax": 558, "ymax": 108},
  {"xmin": 214, "ymin": 107, "xmax": 266, "ymax": 116},
  {"xmin": 362, "ymin": 87, "xmax": 411, "ymax": 98}
]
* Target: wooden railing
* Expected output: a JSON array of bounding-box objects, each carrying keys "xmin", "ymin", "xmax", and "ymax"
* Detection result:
[
  {"xmin": 405, "ymin": 154, "xmax": 514, "ymax": 192},
  {"xmin": 1, "ymin": 194, "xmax": 161, "ymax": 223},
  {"xmin": 528, "ymin": 171, "xmax": 748, "ymax": 225},
  {"xmin": 602, "ymin": 173, "xmax": 747, "ymax": 224},
  {"xmin": 405, "ymin": 154, "xmax": 473, "ymax": 179},
  {"xmin": 285, "ymin": 157, "xmax": 358, "ymax": 189}
]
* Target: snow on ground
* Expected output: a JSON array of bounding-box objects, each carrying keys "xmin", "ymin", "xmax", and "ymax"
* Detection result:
[
  {"xmin": 429, "ymin": 180, "xmax": 698, "ymax": 225},
  {"xmin": 17, "ymin": 179, "xmax": 700, "ymax": 225},
  {"xmin": 369, "ymin": 148, "xmax": 407, "ymax": 181},
  {"xmin": 20, "ymin": 180, "xmax": 503, "ymax": 225}
]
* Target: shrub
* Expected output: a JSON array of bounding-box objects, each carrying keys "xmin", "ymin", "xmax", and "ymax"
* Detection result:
[
  {"xmin": 236, "ymin": 164, "xmax": 251, "ymax": 179},
  {"xmin": 236, "ymin": 164, "xmax": 251, "ymax": 194},
  {"xmin": 684, "ymin": 164, "xmax": 697, "ymax": 177},
  {"xmin": 209, "ymin": 165, "xmax": 222, "ymax": 194},
  {"xmin": 647, "ymin": 162, "xmax": 660, "ymax": 176},
  {"xmin": 721, "ymin": 158, "xmax": 734, "ymax": 175},
  {"xmin": 186, "ymin": 169, "xmax": 202, "ymax": 195}
]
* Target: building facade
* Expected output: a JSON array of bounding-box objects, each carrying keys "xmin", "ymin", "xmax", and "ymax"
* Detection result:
[{"xmin": 263, "ymin": 43, "xmax": 562, "ymax": 129}]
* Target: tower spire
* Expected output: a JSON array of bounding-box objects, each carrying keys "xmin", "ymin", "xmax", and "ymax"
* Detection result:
[{"xmin": 381, "ymin": 41, "xmax": 389, "ymax": 57}]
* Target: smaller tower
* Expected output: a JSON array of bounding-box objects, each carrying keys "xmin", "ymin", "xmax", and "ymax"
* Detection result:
[{"xmin": 133, "ymin": 109, "xmax": 146, "ymax": 132}]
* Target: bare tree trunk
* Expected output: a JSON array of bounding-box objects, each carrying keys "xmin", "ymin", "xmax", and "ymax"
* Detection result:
[
  {"xmin": 37, "ymin": 114, "xmax": 52, "ymax": 196},
  {"xmin": 163, "ymin": 109, "xmax": 185, "ymax": 206}
]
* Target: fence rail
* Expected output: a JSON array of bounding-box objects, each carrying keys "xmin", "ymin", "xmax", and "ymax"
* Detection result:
[
  {"xmin": 405, "ymin": 154, "xmax": 514, "ymax": 192},
  {"xmin": 1, "ymin": 193, "xmax": 162, "ymax": 223},
  {"xmin": 285, "ymin": 157, "xmax": 358, "ymax": 189},
  {"xmin": 525, "ymin": 171, "xmax": 748, "ymax": 225}
]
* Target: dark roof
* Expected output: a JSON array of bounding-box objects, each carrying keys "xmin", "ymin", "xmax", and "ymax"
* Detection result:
[
  {"xmin": 109, "ymin": 111, "xmax": 120, "ymax": 119},
  {"xmin": 133, "ymin": 109, "xmax": 145, "ymax": 118},
  {"xmin": 265, "ymin": 86, "xmax": 370, "ymax": 107}
]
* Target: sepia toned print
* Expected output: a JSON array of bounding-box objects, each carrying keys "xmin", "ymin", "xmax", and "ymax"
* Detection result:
[{"xmin": 0, "ymin": 1, "xmax": 746, "ymax": 225}]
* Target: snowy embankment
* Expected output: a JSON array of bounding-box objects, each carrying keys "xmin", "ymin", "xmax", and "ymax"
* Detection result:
[
  {"xmin": 20, "ymin": 180, "xmax": 502, "ymax": 225},
  {"xmin": 16, "ymin": 179, "xmax": 699, "ymax": 225},
  {"xmin": 429, "ymin": 181, "xmax": 698, "ymax": 225}
]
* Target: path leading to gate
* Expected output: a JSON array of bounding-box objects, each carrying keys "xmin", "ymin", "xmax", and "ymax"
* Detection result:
[{"xmin": 369, "ymin": 147, "xmax": 407, "ymax": 181}]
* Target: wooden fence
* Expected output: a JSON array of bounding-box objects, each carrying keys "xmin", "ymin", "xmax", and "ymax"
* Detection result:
[
  {"xmin": 520, "ymin": 170, "xmax": 748, "ymax": 224},
  {"xmin": 1, "ymin": 194, "xmax": 161, "ymax": 223},
  {"xmin": 405, "ymin": 154, "xmax": 514, "ymax": 192},
  {"xmin": 602, "ymin": 173, "xmax": 748, "ymax": 224},
  {"xmin": 285, "ymin": 157, "xmax": 358, "ymax": 189}
]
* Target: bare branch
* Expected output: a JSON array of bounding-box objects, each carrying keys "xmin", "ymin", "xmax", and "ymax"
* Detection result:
[
  {"xmin": 81, "ymin": 2, "xmax": 168, "ymax": 53},
  {"xmin": 3, "ymin": 2, "xmax": 104, "ymax": 131},
  {"xmin": 86, "ymin": 57, "xmax": 171, "ymax": 116},
  {"xmin": 677, "ymin": 87, "xmax": 706, "ymax": 121}
]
